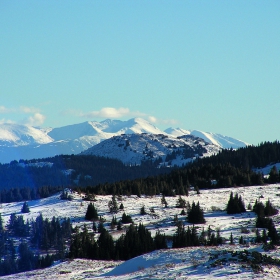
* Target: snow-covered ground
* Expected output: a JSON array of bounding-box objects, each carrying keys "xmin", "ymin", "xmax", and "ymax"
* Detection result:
[
  {"xmin": 3, "ymin": 246, "xmax": 280, "ymax": 279},
  {"xmin": 2, "ymin": 184, "xmax": 280, "ymax": 279}
]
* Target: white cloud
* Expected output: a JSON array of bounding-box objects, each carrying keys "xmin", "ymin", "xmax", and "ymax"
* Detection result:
[
  {"xmin": 20, "ymin": 106, "xmax": 39, "ymax": 114},
  {"xmin": 0, "ymin": 106, "xmax": 14, "ymax": 113},
  {"xmin": 81, "ymin": 107, "xmax": 131, "ymax": 119},
  {"xmin": 0, "ymin": 105, "xmax": 46, "ymax": 126},
  {"xmin": 66, "ymin": 106, "xmax": 178, "ymax": 126},
  {"xmin": 0, "ymin": 118, "xmax": 15, "ymax": 124},
  {"xmin": 23, "ymin": 113, "xmax": 46, "ymax": 126},
  {"xmin": 148, "ymin": 116, "xmax": 157, "ymax": 123}
]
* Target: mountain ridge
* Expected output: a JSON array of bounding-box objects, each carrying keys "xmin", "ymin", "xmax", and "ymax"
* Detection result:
[{"xmin": 0, "ymin": 118, "xmax": 249, "ymax": 163}]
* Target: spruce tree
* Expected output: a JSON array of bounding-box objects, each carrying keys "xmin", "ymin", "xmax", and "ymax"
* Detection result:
[
  {"xmin": 230, "ymin": 232, "xmax": 234, "ymax": 244},
  {"xmin": 140, "ymin": 205, "xmax": 147, "ymax": 215},
  {"xmin": 161, "ymin": 195, "xmax": 168, "ymax": 208},
  {"xmin": 21, "ymin": 201, "xmax": 30, "ymax": 213},
  {"xmin": 187, "ymin": 201, "xmax": 205, "ymax": 224},
  {"xmin": 85, "ymin": 203, "xmax": 98, "ymax": 221},
  {"xmin": 0, "ymin": 213, "xmax": 3, "ymax": 232},
  {"xmin": 108, "ymin": 195, "xmax": 118, "ymax": 213},
  {"xmin": 176, "ymin": 195, "xmax": 186, "ymax": 208},
  {"xmin": 226, "ymin": 192, "xmax": 246, "ymax": 214}
]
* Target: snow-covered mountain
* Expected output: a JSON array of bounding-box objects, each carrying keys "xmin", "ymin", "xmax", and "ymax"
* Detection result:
[
  {"xmin": 0, "ymin": 118, "xmax": 248, "ymax": 163},
  {"xmin": 165, "ymin": 127, "xmax": 249, "ymax": 149},
  {"xmin": 0, "ymin": 123, "xmax": 53, "ymax": 146},
  {"xmin": 81, "ymin": 133, "xmax": 221, "ymax": 166}
]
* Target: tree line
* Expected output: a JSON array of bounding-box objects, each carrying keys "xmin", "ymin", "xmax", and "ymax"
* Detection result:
[{"xmin": 0, "ymin": 212, "xmax": 72, "ymax": 276}]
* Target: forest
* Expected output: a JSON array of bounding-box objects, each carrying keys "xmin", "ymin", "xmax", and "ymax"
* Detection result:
[{"xmin": 0, "ymin": 141, "xmax": 280, "ymax": 203}]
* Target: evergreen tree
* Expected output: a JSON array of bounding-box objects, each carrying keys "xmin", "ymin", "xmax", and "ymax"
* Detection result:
[
  {"xmin": 21, "ymin": 201, "xmax": 30, "ymax": 213},
  {"xmin": 92, "ymin": 221, "xmax": 97, "ymax": 232},
  {"xmin": 269, "ymin": 166, "xmax": 279, "ymax": 183},
  {"xmin": 262, "ymin": 229, "xmax": 267, "ymax": 244},
  {"xmin": 255, "ymin": 228, "xmax": 262, "ymax": 243},
  {"xmin": 230, "ymin": 232, "xmax": 234, "ymax": 244},
  {"xmin": 154, "ymin": 230, "xmax": 167, "ymax": 250},
  {"xmin": 98, "ymin": 228, "xmax": 115, "ymax": 260},
  {"xmin": 108, "ymin": 195, "xmax": 118, "ymax": 213},
  {"xmin": 226, "ymin": 192, "xmax": 246, "ymax": 214},
  {"xmin": 121, "ymin": 212, "xmax": 133, "ymax": 224},
  {"xmin": 0, "ymin": 213, "xmax": 3, "ymax": 232},
  {"xmin": 264, "ymin": 199, "xmax": 279, "ymax": 216},
  {"xmin": 140, "ymin": 205, "xmax": 147, "ymax": 215},
  {"xmin": 85, "ymin": 203, "xmax": 98, "ymax": 221},
  {"xmin": 98, "ymin": 222, "xmax": 105, "ymax": 233},
  {"xmin": 176, "ymin": 195, "xmax": 186, "ymax": 208},
  {"xmin": 110, "ymin": 216, "xmax": 118, "ymax": 229},
  {"xmin": 18, "ymin": 241, "xmax": 35, "ymax": 272},
  {"xmin": 161, "ymin": 194, "xmax": 168, "ymax": 208},
  {"xmin": 187, "ymin": 201, "xmax": 205, "ymax": 224}
]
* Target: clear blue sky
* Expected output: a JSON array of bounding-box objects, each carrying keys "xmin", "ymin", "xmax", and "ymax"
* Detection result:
[{"xmin": 1, "ymin": 1, "xmax": 279, "ymax": 145}]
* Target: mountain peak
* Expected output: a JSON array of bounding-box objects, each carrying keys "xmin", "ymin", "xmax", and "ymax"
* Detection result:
[{"xmin": 0, "ymin": 118, "xmax": 249, "ymax": 163}]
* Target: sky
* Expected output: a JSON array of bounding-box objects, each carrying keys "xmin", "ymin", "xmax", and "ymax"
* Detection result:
[{"xmin": 0, "ymin": 1, "xmax": 279, "ymax": 145}]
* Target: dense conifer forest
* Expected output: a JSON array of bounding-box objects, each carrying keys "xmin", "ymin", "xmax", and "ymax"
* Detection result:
[
  {"xmin": 81, "ymin": 141, "xmax": 280, "ymax": 196},
  {"xmin": 0, "ymin": 141, "xmax": 280, "ymax": 203},
  {"xmin": 0, "ymin": 155, "xmax": 171, "ymax": 190},
  {"xmin": 0, "ymin": 212, "xmax": 72, "ymax": 276}
]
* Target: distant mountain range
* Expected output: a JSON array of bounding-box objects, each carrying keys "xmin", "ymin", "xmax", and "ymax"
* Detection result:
[{"xmin": 0, "ymin": 118, "xmax": 249, "ymax": 164}]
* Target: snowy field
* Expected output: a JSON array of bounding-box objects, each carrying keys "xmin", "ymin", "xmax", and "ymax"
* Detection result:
[{"xmin": 2, "ymin": 184, "xmax": 280, "ymax": 279}]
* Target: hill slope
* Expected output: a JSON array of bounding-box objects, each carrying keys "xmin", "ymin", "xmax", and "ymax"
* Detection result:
[
  {"xmin": 2, "ymin": 184, "xmax": 280, "ymax": 279},
  {"xmin": 82, "ymin": 133, "xmax": 221, "ymax": 166}
]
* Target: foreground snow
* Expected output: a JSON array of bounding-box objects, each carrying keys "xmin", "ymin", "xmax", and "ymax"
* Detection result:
[
  {"xmin": 2, "ymin": 184, "xmax": 280, "ymax": 279},
  {"xmin": 2, "ymin": 246, "xmax": 280, "ymax": 279}
]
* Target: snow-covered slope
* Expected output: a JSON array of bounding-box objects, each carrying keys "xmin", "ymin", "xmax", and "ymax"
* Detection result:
[
  {"xmin": 0, "ymin": 123, "xmax": 53, "ymax": 146},
  {"xmin": 82, "ymin": 133, "xmax": 221, "ymax": 166},
  {"xmin": 165, "ymin": 128, "xmax": 249, "ymax": 149},
  {"xmin": 2, "ymin": 184, "xmax": 280, "ymax": 279},
  {"xmin": 0, "ymin": 118, "xmax": 249, "ymax": 163}
]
